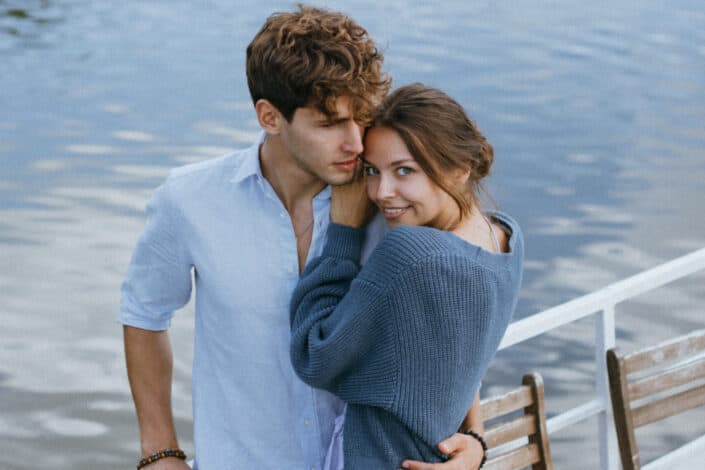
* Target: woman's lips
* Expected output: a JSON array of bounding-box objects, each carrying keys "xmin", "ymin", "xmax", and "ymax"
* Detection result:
[{"xmin": 381, "ymin": 207, "xmax": 409, "ymax": 219}]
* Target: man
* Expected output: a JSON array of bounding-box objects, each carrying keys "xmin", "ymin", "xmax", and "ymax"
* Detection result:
[{"xmin": 121, "ymin": 5, "xmax": 483, "ymax": 469}]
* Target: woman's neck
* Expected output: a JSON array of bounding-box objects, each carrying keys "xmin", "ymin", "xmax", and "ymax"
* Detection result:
[{"xmin": 452, "ymin": 209, "xmax": 506, "ymax": 253}]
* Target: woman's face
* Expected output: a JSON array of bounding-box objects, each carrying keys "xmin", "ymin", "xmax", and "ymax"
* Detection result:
[{"xmin": 362, "ymin": 126, "xmax": 457, "ymax": 228}]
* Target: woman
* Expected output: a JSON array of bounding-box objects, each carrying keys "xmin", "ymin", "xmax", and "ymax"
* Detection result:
[{"xmin": 290, "ymin": 84, "xmax": 524, "ymax": 469}]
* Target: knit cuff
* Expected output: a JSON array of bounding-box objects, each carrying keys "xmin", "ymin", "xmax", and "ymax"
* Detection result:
[{"xmin": 322, "ymin": 223, "xmax": 365, "ymax": 261}]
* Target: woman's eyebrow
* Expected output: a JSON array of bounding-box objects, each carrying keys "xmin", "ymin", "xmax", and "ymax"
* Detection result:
[
  {"xmin": 359, "ymin": 157, "xmax": 415, "ymax": 166},
  {"xmin": 389, "ymin": 158, "xmax": 415, "ymax": 166}
]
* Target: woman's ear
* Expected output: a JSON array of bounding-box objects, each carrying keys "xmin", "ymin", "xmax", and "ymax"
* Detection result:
[{"xmin": 255, "ymin": 99, "xmax": 282, "ymax": 134}]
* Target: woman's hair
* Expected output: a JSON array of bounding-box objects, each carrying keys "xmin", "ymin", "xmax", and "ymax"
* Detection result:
[
  {"xmin": 246, "ymin": 5, "xmax": 390, "ymax": 123},
  {"xmin": 369, "ymin": 83, "xmax": 494, "ymax": 227}
]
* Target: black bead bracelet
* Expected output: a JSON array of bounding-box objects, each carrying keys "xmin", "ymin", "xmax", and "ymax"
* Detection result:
[{"xmin": 136, "ymin": 448, "xmax": 187, "ymax": 469}]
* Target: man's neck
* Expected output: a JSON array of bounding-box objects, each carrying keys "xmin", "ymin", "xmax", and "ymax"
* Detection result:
[{"xmin": 259, "ymin": 135, "xmax": 326, "ymax": 213}]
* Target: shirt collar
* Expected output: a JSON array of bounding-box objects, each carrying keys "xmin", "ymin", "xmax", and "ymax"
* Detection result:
[
  {"xmin": 230, "ymin": 131, "xmax": 266, "ymax": 184},
  {"xmin": 229, "ymin": 130, "xmax": 332, "ymax": 202},
  {"xmin": 314, "ymin": 184, "xmax": 332, "ymax": 202}
]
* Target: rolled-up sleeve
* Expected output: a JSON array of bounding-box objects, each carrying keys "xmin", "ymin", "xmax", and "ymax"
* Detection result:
[{"xmin": 119, "ymin": 179, "xmax": 192, "ymax": 330}]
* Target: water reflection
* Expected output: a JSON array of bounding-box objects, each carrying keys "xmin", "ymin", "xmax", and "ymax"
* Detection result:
[
  {"xmin": 0, "ymin": 0, "xmax": 64, "ymax": 48},
  {"xmin": 111, "ymin": 130, "xmax": 157, "ymax": 142}
]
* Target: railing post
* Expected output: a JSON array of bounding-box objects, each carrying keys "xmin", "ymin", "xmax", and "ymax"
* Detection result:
[{"xmin": 596, "ymin": 304, "xmax": 620, "ymax": 470}]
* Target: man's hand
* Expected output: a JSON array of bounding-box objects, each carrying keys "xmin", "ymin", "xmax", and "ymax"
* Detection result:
[
  {"xmin": 401, "ymin": 433, "xmax": 484, "ymax": 470},
  {"xmin": 139, "ymin": 457, "xmax": 191, "ymax": 469},
  {"xmin": 330, "ymin": 160, "xmax": 376, "ymax": 228}
]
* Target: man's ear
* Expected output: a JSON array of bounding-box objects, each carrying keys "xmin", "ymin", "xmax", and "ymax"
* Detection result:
[{"xmin": 255, "ymin": 99, "xmax": 283, "ymax": 134}]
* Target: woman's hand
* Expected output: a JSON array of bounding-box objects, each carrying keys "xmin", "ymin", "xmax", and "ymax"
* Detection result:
[
  {"xmin": 330, "ymin": 160, "xmax": 376, "ymax": 228},
  {"xmin": 401, "ymin": 433, "xmax": 485, "ymax": 470}
]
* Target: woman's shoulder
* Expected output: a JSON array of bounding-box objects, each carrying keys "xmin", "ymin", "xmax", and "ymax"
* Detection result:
[
  {"xmin": 378, "ymin": 225, "xmax": 454, "ymax": 259},
  {"xmin": 359, "ymin": 226, "xmax": 467, "ymax": 285},
  {"xmin": 486, "ymin": 210, "xmax": 523, "ymax": 244}
]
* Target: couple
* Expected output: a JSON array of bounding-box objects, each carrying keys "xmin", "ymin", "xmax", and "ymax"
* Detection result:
[{"xmin": 121, "ymin": 5, "xmax": 523, "ymax": 470}]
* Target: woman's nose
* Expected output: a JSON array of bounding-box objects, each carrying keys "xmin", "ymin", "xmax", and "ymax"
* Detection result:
[{"xmin": 373, "ymin": 174, "xmax": 395, "ymax": 200}]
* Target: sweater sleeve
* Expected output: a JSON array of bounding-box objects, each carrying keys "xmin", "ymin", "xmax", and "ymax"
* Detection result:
[{"xmin": 290, "ymin": 223, "xmax": 398, "ymax": 408}]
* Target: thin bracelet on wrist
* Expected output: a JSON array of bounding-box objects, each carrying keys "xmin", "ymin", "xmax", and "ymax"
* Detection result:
[
  {"xmin": 136, "ymin": 448, "xmax": 187, "ymax": 469},
  {"xmin": 463, "ymin": 429, "xmax": 487, "ymax": 469}
]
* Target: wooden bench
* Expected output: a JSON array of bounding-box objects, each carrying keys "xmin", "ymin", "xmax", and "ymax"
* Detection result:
[
  {"xmin": 607, "ymin": 329, "xmax": 705, "ymax": 470},
  {"xmin": 481, "ymin": 372, "xmax": 553, "ymax": 470}
]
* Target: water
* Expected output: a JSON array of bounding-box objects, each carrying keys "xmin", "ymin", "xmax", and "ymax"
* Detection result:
[{"xmin": 1, "ymin": 0, "xmax": 705, "ymax": 468}]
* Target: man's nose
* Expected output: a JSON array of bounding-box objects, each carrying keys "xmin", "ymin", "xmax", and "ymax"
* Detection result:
[{"xmin": 341, "ymin": 121, "xmax": 363, "ymax": 155}]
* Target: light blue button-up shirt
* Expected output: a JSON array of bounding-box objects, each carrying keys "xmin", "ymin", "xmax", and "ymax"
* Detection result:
[{"xmin": 120, "ymin": 134, "xmax": 359, "ymax": 469}]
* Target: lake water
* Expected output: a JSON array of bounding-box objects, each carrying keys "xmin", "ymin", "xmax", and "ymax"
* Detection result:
[{"xmin": 1, "ymin": 0, "xmax": 705, "ymax": 468}]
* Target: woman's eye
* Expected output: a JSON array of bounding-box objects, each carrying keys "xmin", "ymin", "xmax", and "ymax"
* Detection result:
[
  {"xmin": 396, "ymin": 167, "xmax": 413, "ymax": 176},
  {"xmin": 364, "ymin": 166, "xmax": 379, "ymax": 176}
]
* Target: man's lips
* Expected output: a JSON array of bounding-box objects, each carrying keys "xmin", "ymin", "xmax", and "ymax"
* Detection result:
[{"xmin": 334, "ymin": 159, "xmax": 358, "ymax": 170}]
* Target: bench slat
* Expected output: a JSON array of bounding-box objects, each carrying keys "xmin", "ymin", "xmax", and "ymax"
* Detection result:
[
  {"xmin": 481, "ymin": 385, "xmax": 533, "ymax": 421},
  {"xmin": 633, "ymin": 384, "xmax": 705, "ymax": 428}
]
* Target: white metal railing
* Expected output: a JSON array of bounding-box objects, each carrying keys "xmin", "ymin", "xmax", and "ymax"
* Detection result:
[{"xmin": 496, "ymin": 246, "xmax": 705, "ymax": 469}]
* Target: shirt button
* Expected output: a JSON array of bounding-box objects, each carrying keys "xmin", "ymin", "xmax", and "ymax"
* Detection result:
[
  {"xmin": 304, "ymin": 419, "xmax": 310, "ymax": 426},
  {"xmin": 280, "ymin": 212, "xmax": 286, "ymax": 219},
  {"xmin": 287, "ymin": 267, "xmax": 294, "ymax": 274}
]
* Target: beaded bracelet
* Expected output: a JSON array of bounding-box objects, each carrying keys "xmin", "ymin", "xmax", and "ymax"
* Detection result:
[
  {"xmin": 136, "ymin": 448, "xmax": 187, "ymax": 469},
  {"xmin": 463, "ymin": 429, "xmax": 488, "ymax": 469}
]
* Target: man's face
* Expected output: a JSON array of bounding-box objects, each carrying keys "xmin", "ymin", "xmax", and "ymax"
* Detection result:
[{"xmin": 278, "ymin": 96, "xmax": 364, "ymax": 185}]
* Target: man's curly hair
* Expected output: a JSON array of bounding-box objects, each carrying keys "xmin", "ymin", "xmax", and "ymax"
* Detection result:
[{"xmin": 247, "ymin": 4, "xmax": 390, "ymax": 123}]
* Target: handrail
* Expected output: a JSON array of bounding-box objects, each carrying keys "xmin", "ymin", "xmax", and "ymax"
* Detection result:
[
  {"xmin": 499, "ymin": 246, "xmax": 705, "ymax": 350},
  {"xmin": 493, "ymin": 246, "xmax": 705, "ymax": 469}
]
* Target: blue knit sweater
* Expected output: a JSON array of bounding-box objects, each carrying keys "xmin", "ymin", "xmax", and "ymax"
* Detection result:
[{"xmin": 290, "ymin": 212, "xmax": 524, "ymax": 469}]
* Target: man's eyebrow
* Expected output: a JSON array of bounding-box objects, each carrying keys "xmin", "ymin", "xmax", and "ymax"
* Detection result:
[{"xmin": 316, "ymin": 115, "xmax": 352, "ymax": 124}]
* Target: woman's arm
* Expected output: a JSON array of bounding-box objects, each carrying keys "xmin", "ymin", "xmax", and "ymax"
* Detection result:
[{"xmin": 290, "ymin": 224, "xmax": 396, "ymax": 404}]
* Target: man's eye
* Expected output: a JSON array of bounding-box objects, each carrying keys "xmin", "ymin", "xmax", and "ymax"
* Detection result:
[
  {"xmin": 397, "ymin": 167, "xmax": 413, "ymax": 176},
  {"xmin": 364, "ymin": 166, "xmax": 379, "ymax": 176}
]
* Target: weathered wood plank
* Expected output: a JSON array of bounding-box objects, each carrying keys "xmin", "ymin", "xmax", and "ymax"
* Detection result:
[
  {"xmin": 481, "ymin": 385, "xmax": 533, "ymax": 421},
  {"xmin": 524, "ymin": 373, "xmax": 552, "ymax": 469},
  {"xmin": 623, "ymin": 329, "xmax": 705, "ymax": 374},
  {"xmin": 484, "ymin": 443, "xmax": 540, "ymax": 470},
  {"xmin": 632, "ymin": 383, "xmax": 705, "ymax": 428},
  {"xmin": 485, "ymin": 414, "xmax": 536, "ymax": 448},
  {"xmin": 628, "ymin": 356, "xmax": 705, "ymax": 400},
  {"xmin": 607, "ymin": 348, "xmax": 640, "ymax": 470}
]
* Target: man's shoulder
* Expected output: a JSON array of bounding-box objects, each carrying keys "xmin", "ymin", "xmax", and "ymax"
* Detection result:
[
  {"xmin": 158, "ymin": 141, "xmax": 259, "ymax": 195},
  {"xmin": 166, "ymin": 151, "xmax": 240, "ymax": 186}
]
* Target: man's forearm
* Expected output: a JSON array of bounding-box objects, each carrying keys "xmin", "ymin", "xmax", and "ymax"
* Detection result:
[
  {"xmin": 124, "ymin": 325, "xmax": 180, "ymax": 455},
  {"xmin": 461, "ymin": 391, "xmax": 484, "ymax": 433}
]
